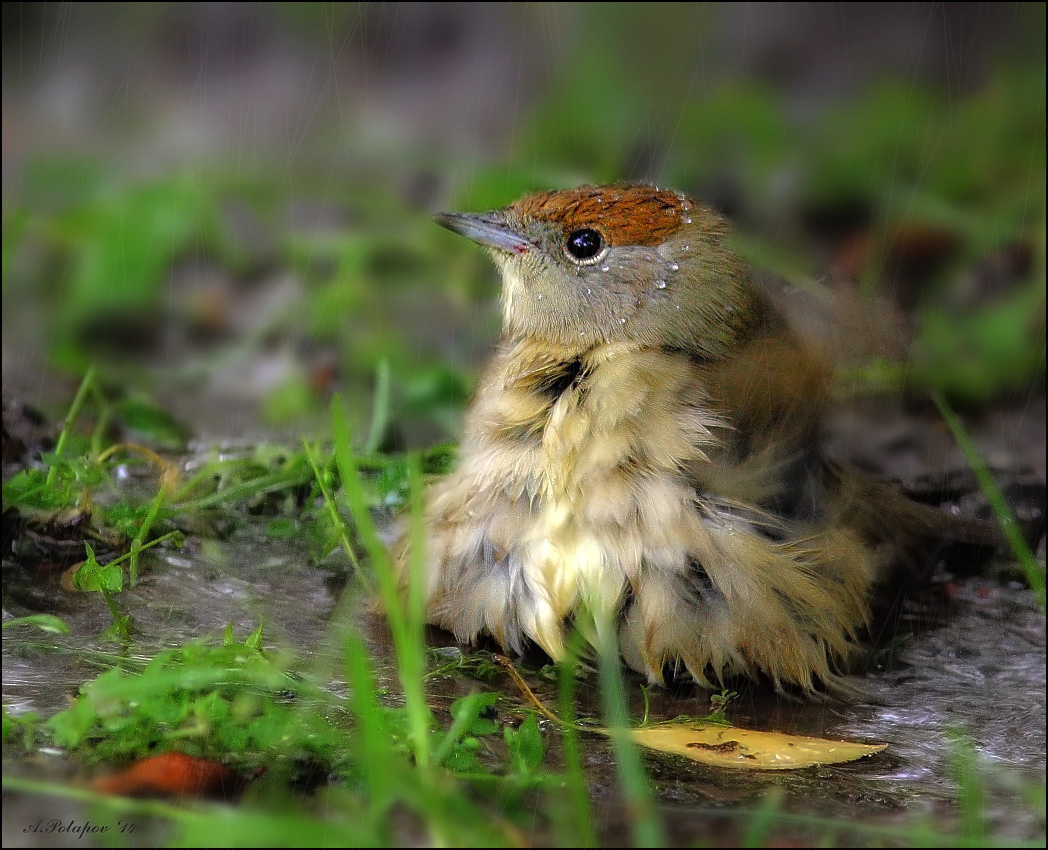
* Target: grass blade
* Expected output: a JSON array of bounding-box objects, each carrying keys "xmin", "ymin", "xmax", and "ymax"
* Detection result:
[
  {"xmin": 329, "ymin": 395, "xmax": 432, "ymax": 773},
  {"xmin": 931, "ymin": 390, "xmax": 1045, "ymax": 609}
]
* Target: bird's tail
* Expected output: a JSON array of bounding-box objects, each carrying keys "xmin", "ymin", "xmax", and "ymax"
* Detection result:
[{"xmin": 820, "ymin": 460, "xmax": 1002, "ymax": 564}]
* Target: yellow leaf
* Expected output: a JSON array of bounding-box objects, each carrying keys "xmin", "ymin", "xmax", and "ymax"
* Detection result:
[
  {"xmin": 628, "ymin": 724, "xmax": 886, "ymax": 770},
  {"xmin": 493, "ymin": 654, "xmax": 886, "ymax": 772}
]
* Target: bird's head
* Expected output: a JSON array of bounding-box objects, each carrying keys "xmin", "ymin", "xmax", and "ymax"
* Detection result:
[{"xmin": 434, "ymin": 184, "xmax": 757, "ymax": 357}]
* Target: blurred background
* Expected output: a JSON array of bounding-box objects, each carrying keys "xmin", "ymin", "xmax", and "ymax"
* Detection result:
[{"xmin": 2, "ymin": 2, "xmax": 1045, "ymax": 463}]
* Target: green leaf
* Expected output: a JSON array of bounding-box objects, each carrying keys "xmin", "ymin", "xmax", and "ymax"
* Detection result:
[
  {"xmin": 59, "ymin": 178, "xmax": 205, "ymax": 330},
  {"xmin": 72, "ymin": 544, "xmax": 124, "ymax": 593},
  {"xmin": 265, "ymin": 518, "xmax": 301, "ymax": 539},
  {"xmin": 449, "ymin": 693, "xmax": 500, "ymax": 737},
  {"xmin": 115, "ymin": 395, "xmax": 189, "ymax": 451},
  {"xmin": 505, "ymin": 713, "xmax": 544, "ymax": 775},
  {"xmin": 2, "ymin": 614, "xmax": 71, "ymax": 635},
  {"xmin": 245, "ymin": 623, "xmax": 265, "ymax": 651}
]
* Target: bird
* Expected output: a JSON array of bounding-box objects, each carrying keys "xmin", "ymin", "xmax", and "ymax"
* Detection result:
[{"xmin": 393, "ymin": 183, "xmax": 983, "ymax": 694}]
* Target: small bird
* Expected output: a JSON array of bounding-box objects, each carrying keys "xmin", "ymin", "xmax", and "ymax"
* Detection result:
[{"xmin": 395, "ymin": 183, "xmax": 978, "ymax": 693}]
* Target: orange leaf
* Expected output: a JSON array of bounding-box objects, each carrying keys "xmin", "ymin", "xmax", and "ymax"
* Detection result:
[{"xmin": 91, "ymin": 752, "xmax": 245, "ymax": 798}]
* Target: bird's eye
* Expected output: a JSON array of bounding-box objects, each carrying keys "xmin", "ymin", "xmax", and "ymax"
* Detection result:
[{"xmin": 564, "ymin": 228, "xmax": 607, "ymax": 265}]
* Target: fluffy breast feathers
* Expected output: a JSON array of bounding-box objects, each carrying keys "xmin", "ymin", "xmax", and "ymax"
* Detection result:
[{"xmin": 395, "ymin": 338, "xmax": 874, "ymax": 692}]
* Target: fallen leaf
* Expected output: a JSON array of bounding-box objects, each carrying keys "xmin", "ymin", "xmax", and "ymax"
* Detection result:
[
  {"xmin": 494, "ymin": 654, "xmax": 886, "ymax": 771},
  {"xmin": 629, "ymin": 724, "xmax": 886, "ymax": 770},
  {"xmin": 91, "ymin": 752, "xmax": 246, "ymax": 798}
]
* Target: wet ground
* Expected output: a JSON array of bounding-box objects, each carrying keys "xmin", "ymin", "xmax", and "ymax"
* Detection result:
[{"xmin": 3, "ymin": 423, "xmax": 1045, "ymax": 846}]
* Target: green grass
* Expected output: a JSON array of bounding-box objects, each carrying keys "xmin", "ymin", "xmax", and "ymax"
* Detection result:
[
  {"xmin": 2, "ymin": 388, "xmax": 600, "ymax": 845},
  {"xmin": 931, "ymin": 391, "xmax": 1046, "ymax": 609}
]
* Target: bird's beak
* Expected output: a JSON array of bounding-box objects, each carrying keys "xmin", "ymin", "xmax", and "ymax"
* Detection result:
[{"xmin": 433, "ymin": 211, "xmax": 533, "ymax": 255}]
